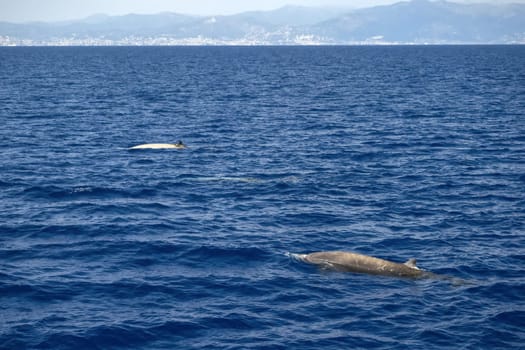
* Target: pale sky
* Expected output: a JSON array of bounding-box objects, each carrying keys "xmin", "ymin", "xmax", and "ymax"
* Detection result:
[{"xmin": 0, "ymin": 0, "xmax": 523, "ymax": 23}]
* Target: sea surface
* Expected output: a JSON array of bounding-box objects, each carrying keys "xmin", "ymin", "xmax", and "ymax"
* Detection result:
[{"xmin": 1, "ymin": 46, "xmax": 524, "ymax": 349}]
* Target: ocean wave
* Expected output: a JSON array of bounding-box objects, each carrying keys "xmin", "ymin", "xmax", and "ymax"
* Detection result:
[{"xmin": 1, "ymin": 46, "xmax": 524, "ymax": 349}]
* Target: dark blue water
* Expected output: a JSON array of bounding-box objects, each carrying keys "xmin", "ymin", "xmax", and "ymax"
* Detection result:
[{"xmin": 1, "ymin": 46, "xmax": 524, "ymax": 349}]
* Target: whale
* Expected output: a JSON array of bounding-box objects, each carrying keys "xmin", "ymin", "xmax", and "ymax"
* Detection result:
[
  {"xmin": 290, "ymin": 251, "xmax": 432, "ymax": 278},
  {"xmin": 129, "ymin": 142, "xmax": 186, "ymax": 150},
  {"xmin": 290, "ymin": 251, "xmax": 471, "ymax": 285}
]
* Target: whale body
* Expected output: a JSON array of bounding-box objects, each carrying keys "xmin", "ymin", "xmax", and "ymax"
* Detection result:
[
  {"xmin": 129, "ymin": 143, "xmax": 186, "ymax": 150},
  {"xmin": 291, "ymin": 251, "xmax": 429, "ymax": 278}
]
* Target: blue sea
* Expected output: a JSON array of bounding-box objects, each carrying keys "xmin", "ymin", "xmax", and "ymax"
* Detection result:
[{"xmin": 1, "ymin": 46, "xmax": 524, "ymax": 349}]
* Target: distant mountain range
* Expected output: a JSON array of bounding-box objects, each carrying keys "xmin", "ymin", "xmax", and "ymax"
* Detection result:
[{"xmin": 1, "ymin": 0, "xmax": 524, "ymax": 45}]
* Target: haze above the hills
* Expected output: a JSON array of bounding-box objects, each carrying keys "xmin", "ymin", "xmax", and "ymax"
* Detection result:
[
  {"xmin": 1, "ymin": 0, "xmax": 524, "ymax": 45},
  {"xmin": 1, "ymin": 0, "xmax": 524, "ymax": 23}
]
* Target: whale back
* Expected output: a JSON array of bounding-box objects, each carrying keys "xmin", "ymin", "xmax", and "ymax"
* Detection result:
[
  {"xmin": 300, "ymin": 251, "xmax": 424, "ymax": 278},
  {"xmin": 129, "ymin": 143, "xmax": 186, "ymax": 149}
]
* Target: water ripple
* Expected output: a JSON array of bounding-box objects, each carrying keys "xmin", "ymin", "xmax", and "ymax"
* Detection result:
[{"xmin": 0, "ymin": 46, "xmax": 524, "ymax": 349}]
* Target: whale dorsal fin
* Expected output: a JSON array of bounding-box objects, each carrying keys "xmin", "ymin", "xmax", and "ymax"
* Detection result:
[{"xmin": 404, "ymin": 258, "xmax": 419, "ymax": 269}]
